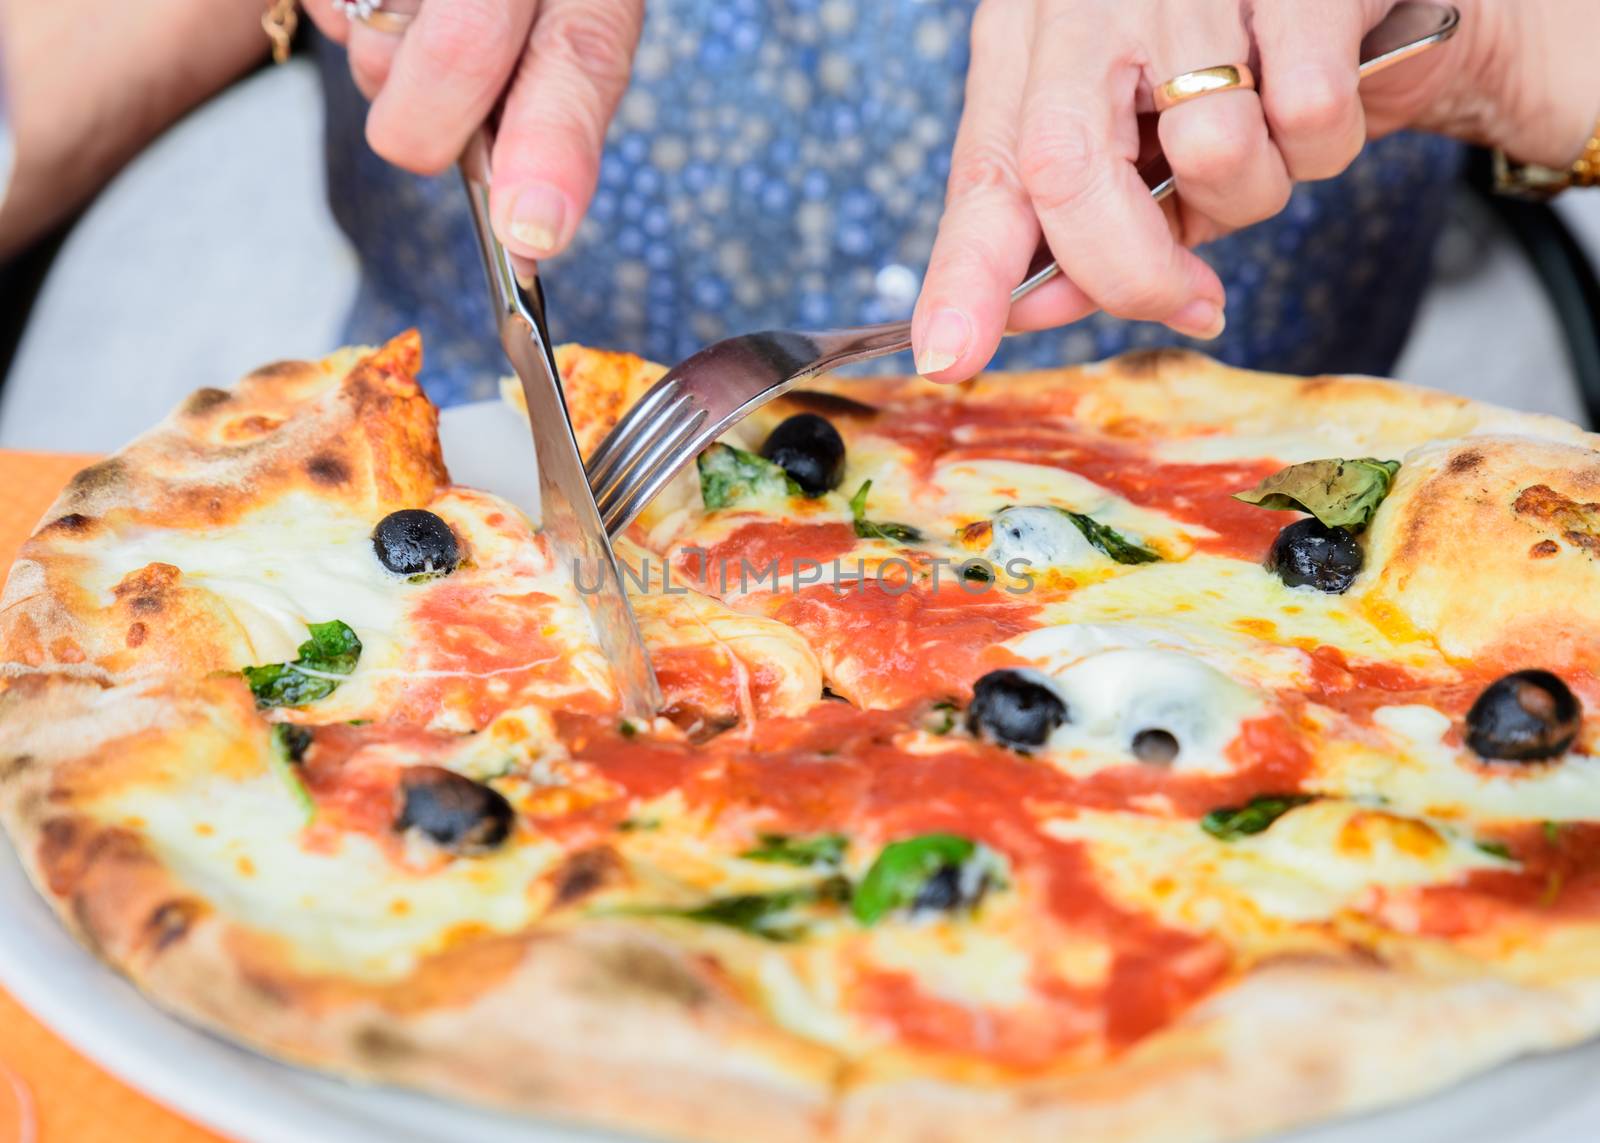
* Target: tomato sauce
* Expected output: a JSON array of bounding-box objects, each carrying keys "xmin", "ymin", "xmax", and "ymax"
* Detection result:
[
  {"xmin": 867, "ymin": 398, "xmax": 1286, "ymax": 560},
  {"xmin": 397, "ymin": 584, "xmax": 613, "ymax": 727},
  {"xmin": 683, "ymin": 520, "xmax": 861, "ymax": 590},
  {"xmin": 1400, "ymin": 823, "xmax": 1600, "ymax": 934},
  {"xmin": 773, "ymin": 581, "xmax": 1041, "ymax": 708}
]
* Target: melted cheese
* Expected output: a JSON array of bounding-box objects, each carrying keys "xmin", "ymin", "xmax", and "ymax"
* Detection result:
[
  {"xmin": 104, "ymin": 775, "xmax": 558, "ymax": 980},
  {"xmin": 1033, "ymin": 555, "xmax": 1449, "ymax": 675},
  {"xmin": 1043, "ymin": 801, "xmax": 1507, "ymax": 933},
  {"xmin": 1327, "ymin": 705, "xmax": 1600, "ymax": 822},
  {"xmin": 926, "ymin": 458, "xmax": 1199, "ymax": 554},
  {"xmin": 1031, "ymin": 648, "xmax": 1263, "ymax": 775}
]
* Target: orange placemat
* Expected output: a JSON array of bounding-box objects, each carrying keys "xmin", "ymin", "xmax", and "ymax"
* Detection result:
[{"xmin": 0, "ymin": 451, "xmax": 227, "ymax": 1143}]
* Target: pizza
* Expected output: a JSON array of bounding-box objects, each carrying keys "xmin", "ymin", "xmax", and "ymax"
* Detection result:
[{"xmin": 6, "ymin": 332, "xmax": 1600, "ymax": 1143}]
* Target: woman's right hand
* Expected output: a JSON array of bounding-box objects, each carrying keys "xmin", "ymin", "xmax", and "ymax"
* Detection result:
[{"xmin": 302, "ymin": 0, "xmax": 644, "ymax": 262}]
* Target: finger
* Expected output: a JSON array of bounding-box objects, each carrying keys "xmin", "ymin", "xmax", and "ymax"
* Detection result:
[
  {"xmin": 366, "ymin": 0, "xmax": 541, "ymax": 175},
  {"xmin": 1251, "ymin": 0, "xmax": 1369, "ymax": 181},
  {"xmin": 915, "ymin": 1, "xmax": 1089, "ymax": 382},
  {"xmin": 1018, "ymin": 11, "xmax": 1225, "ymax": 340},
  {"xmin": 345, "ymin": 22, "xmax": 402, "ymax": 100},
  {"xmin": 1006, "ymin": 275, "xmax": 1097, "ymax": 333},
  {"xmin": 300, "ymin": 0, "xmax": 352, "ymax": 44},
  {"xmin": 490, "ymin": 0, "xmax": 644, "ymax": 258}
]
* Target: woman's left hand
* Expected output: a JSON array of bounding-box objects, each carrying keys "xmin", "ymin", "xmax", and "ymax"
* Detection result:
[{"xmin": 911, "ymin": 0, "xmax": 1426, "ymax": 381}]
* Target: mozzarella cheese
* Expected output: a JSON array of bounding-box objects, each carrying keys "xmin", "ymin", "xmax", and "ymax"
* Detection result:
[
  {"xmin": 104, "ymin": 774, "xmax": 558, "ymax": 980},
  {"xmin": 1043, "ymin": 800, "xmax": 1508, "ymax": 933}
]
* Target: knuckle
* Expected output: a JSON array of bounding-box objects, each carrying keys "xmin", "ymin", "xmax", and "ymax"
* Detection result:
[
  {"xmin": 532, "ymin": 5, "xmax": 641, "ymax": 88},
  {"xmin": 1017, "ymin": 114, "xmax": 1105, "ymax": 214},
  {"xmin": 945, "ymin": 143, "xmax": 1022, "ymax": 203},
  {"xmin": 1098, "ymin": 276, "xmax": 1177, "ymax": 320},
  {"xmin": 419, "ymin": 0, "xmax": 516, "ymax": 82},
  {"xmin": 1164, "ymin": 113, "xmax": 1262, "ymax": 186},
  {"xmin": 1267, "ymin": 68, "xmax": 1357, "ymax": 137}
]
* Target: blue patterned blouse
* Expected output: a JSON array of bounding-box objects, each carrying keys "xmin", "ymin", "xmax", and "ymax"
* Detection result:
[{"xmin": 315, "ymin": 1, "xmax": 1461, "ymax": 407}]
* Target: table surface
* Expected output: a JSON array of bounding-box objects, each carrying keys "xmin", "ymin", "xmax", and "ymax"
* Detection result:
[{"xmin": 0, "ymin": 451, "xmax": 224, "ymax": 1143}]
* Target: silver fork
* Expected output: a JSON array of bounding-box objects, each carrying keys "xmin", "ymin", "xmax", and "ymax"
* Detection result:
[{"xmin": 587, "ymin": 1, "xmax": 1458, "ymax": 537}]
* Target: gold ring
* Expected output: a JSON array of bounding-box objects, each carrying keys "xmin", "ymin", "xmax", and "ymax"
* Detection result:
[
  {"xmin": 1153, "ymin": 64, "xmax": 1256, "ymax": 113},
  {"xmin": 335, "ymin": 0, "xmax": 419, "ymax": 35}
]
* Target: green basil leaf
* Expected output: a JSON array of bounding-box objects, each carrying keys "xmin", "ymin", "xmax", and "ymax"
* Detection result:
[
  {"xmin": 923, "ymin": 700, "xmax": 960, "ymax": 736},
  {"xmin": 1051, "ymin": 509, "xmax": 1161, "ymax": 565},
  {"xmin": 741, "ymin": 833, "xmax": 848, "ymax": 868},
  {"xmin": 627, "ymin": 876, "xmax": 851, "ymax": 942},
  {"xmin": 1200, "ymin": 795, "xmax": 1314, "ymax": 841},
  {"xmin": 269, "ymin": 724, "xmax": 316, "ymax": 821},
  {"xmin": 697, "ymin": 443, "xmax": 801, "ymax": 510},
  {"xmin": 243, "ymin": 620, "xmax": 363, "ymax": 709},
  {"xmin": 1233, "ymin": 458, "xmax": 1401, "ymax": 531},
  {"xmin": 852, "ymin": 833, "xmax": 977, "ymax": 925},
  {"xmin": 1475, "ymin": 839, "xmax": 1513, "ymax": 861},
  {"xmin": 848, "ymin": 480, "xmax": 923, "ymax": 544}
]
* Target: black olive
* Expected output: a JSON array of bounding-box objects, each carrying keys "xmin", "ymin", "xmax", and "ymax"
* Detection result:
[
  {"xmin": 967, "ymin": 669, "xmax": 1068, "ymax": 753},
  {"xmin": 1132, "ymin": 728, "xmax": 1180, "ymax": 765},
  {"xmin": 395, "ymin": 766, "xmax": 513, "ymax": 853},
  {"xmin": 373, "ymin": 509, "xmax": 459, "ymax": 577},
  {"xmin": 760, "ymin": 413, "xmax": 846, "ymax": 496},
  {"xmin": 1267, "ymin": 518, "xmax": 1363, "ymax": 594},
  {"xmin": 1465, "ymin": 670, "xmax": 1582, "ymax": 762},
  {"xmin": 911, "ymin": 862, "xmax": 992, "ymax": 915}
]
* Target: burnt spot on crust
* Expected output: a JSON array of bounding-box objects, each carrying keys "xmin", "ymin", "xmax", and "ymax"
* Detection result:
[
  {"xmin": 583, "ymin": 941, "xmax": 711, "ymax": 1009},
  {"xmin": 0, "ymin": 754, "xmax": 33, "ymax": 783},
  {"xmin": 67, "ymin": 458, "xmax": 127, "ymax": 497},
  {"xmin": 40, "ymin": 512, "xmax": 94, "ymax": 537},
  {"xmin": 353, "ymin": 1025, "xmax": 419, "ymax": 1065},
  {"xmin": 550, "ymin": 846, "xmax": 624, "ymax": 907},
  {"xmin": 113, "ymin": 563, "xmax": 181, "ymax": 616},
  {"xmin": 182, "ymin": 388, "xmax": 232, "ymax": 416},
  {"xmin": 126, "ymin": 621, "xmax": 148, "ymax": 647},
  {"xmin": 1113, "ymin": 347, "xmax": 1197, "ymax": 380},
  {"xmin": 1447, "ymin": 449, "xmax": 1484, "ymax": 475},
  {"xmin": 306, "ymin": 453, "xmax": 351, "ymax": 486},
  {"xmin": 143, "ymin": 899, "xmax": 204, "ymax": 953},
  {"xmin": 1530, "ymin": 540, "xmax": 1561, "ymax": 559},
  {"xmin": 247, "ymin": 360, "xmax": 312, "ymax": 382},
  {"xmin": 1513, "ymin": 484, "xmax": 1600, "ymax": 556},
  {"xmin": 221, "ymin": 414, "xmax": 285, "ymax": 442}
]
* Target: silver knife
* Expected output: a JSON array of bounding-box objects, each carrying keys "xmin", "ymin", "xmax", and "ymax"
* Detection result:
[{"xmin": 459, "ymin": 128, "xmax": 662, "ymax": 723}]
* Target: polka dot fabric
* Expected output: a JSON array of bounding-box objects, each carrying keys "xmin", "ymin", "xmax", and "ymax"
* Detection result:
[{"xmin": 316, "ymin": 3, "xmax": 1461, "ymax": 407}]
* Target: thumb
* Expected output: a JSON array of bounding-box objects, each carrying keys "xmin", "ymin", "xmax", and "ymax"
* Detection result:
[{"xmin": 490, "ymin": 0, "xmax": 644, "ymax": 259}]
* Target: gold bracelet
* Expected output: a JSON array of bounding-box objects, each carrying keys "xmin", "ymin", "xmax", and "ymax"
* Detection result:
[{"xmin": 1495, "ymin": 114, "xmax": 1600, "ymax": 201}]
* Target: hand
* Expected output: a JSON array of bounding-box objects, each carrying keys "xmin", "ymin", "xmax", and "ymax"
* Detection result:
[
  {"xmin": 303, "ymin": 0, "xmax": 643, "ymax": 259},
  {"xmin": 913, "ymin": 0, "xmax": 1414, "ymax": 382}
]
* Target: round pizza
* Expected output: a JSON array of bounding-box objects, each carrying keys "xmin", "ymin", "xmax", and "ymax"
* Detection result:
[{"xmin": 6, "ymin": 332, "xmax": 1600, "ymax": 1142}]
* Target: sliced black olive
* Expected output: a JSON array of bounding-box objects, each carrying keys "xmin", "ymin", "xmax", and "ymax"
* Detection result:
[
  {"xmin": 760, "ymin": 413, "xmax": 846, "ymax": 496},
  {"xmin": 910, "ymin": 862, "xmax": 993, "ymax": 915},
  {"xmin": 395, "ymin": 765, "xmax": 513, "ymax": 853},
  {"xmin": 1465, "ymin": 670, "xmax": 1582, "ymax": 762},
  {"xmin": 1131, "ymin": 728, "xmax": 1180, "ymax": 765},
  {"xmin": 967, "ymin": 669, "xmax": 1068, "ymax": 753},
  {"xmin": 373, "ymin": 509, "xmax": 459, "ymax": 577},
  {"xmin": 1267, "ymin": 518, "xmax": 1363, "ymax": 594}
]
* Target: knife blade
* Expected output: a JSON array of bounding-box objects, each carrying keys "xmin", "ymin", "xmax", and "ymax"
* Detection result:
[{"xmin": 459, "ymin": 129, "xmax": 661, "ymax": 723}]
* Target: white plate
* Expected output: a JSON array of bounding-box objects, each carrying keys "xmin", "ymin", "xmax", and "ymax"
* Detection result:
[{"xmin": 3, "ymin": 402, "xmax": 1600, "ymax": 1142}]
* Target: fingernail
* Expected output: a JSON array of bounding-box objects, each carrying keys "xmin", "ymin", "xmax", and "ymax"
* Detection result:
[
  {"xmin": 915, "ymin": 308, "xmax": 973, "ymax": 376},
  {"xmin": 506, "ymin": 182, "xmax": 569, "ymax": 254},
  {"xmin": 1171, "ymin": 300, "xmax": 1226, "ymax": 341}
]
